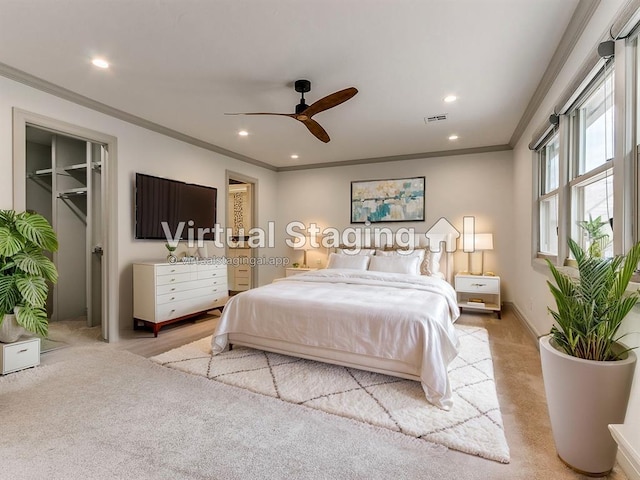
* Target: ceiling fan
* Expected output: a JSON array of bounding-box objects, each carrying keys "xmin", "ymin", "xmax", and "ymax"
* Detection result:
[{"xmin": 225, "ymin": 79, "xmax": 358, "ymax": 143}]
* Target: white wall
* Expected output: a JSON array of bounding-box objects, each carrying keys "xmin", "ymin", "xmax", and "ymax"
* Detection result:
[
  {"xmin": 510, "ymin": 0, "xmax": 640, "ymax": 433},
  {"xmin": 277, "ymin": 150, "xmax": 516, "ymax": 300},
  {"xmin": 0, "ymin": 75, "xmax": 282, "ymax": 340}
]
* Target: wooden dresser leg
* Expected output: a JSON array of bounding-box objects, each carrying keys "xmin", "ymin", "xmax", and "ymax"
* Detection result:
[{"xmin": 153, "ymin": 324, "xmax": 160, "ymax": 338}]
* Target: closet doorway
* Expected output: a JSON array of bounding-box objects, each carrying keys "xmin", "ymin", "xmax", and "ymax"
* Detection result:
[
  {"xmin": 226, "ymin": 172, "xmax": 257, "ymax": 293},
  {"xmin": 13, "ymin": 110, "xmax": 118, "ymax": 342}
]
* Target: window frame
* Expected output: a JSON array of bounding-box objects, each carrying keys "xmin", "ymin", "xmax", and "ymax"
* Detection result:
[{"xmin": 536, "ymin": 130, "xmax": 560, "ymax": 260}]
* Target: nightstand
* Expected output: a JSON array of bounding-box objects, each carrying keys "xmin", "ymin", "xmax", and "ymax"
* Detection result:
[
  {"xmin": 0, "ymin": 337, "xmax": 40, "ymax": 375},
  {"xmin": 454, "ymin": 274, "xmax": 501, "ymax": 319},
  {"xmin": 285, "ymin": 267, "xmax": 318, "ymax": 277}
]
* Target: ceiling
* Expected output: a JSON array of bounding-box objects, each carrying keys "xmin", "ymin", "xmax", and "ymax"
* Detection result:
[{"xmin": 0, "ymin": 0, "xmax": 580, "ymax": 169}]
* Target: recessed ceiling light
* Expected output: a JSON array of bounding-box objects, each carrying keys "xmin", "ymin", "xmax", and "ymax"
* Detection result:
[
  {"xmin": 448, "ymin": 135, "xmax": 459, "ymax": 141},
  {"xmin": 91, "ymin": 58, "xmax": 109, "ymax": 69},
  {"xmin": 238, "ymin": 130, "xmax": 249, "ymax": 137},
  {"xmin": 444, "ymin": 95, "xmax": 457, "ymax": 103},
  {"xmin": 290, "ymin": 154, "xmax": 299, "ymax": 159}
]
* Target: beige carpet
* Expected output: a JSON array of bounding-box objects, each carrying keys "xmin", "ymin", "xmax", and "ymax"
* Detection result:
[{"xmin": 151, "ymin": 325, "xmax": 510, "ymax": 463}]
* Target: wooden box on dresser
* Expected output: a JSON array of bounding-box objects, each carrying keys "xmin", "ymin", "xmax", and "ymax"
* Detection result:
[{"xmin": 133, "ymin": 260, "xmax": 228, "ymax": 337}]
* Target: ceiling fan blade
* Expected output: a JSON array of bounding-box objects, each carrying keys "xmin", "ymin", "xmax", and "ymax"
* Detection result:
[
  {"xmin": 224, "ymin": 112, "xmax": 295, "ymax": 117},
  {"xmin": 302, "ymin": 87, "xmax": 358, "ymax": 118},
  {"xmin": 299, "ymin": 118, "xmax": 330, "ymax": 143}
]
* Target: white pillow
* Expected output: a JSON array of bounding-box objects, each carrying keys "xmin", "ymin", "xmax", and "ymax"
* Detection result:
[
  {"xmin": 425, "ymin": 250, "xmax": 443, "ymax": 276},
  {"xmin": 326, "ymin": 253, "xmax": 371, "ymax": 270},
  {"xmin": 336, "ymin": 248, "xmax": 375, "ymax": 256},
  {"xmin": 368, "ymin": 256, "xmax": 421, "ymax": 275},
  {"xmin": 375, "ymin": 248, "xmax": 425, "ymax": 275}
]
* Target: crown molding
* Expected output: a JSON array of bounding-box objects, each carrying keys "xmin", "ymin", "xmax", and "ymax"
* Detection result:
[
  {"xmin": 276, "ymin": 144, "xmax": 512, "ymax": 172},
  {"xmin": 0, "ymin": 62, "xmax": 277, "ymax": 172}
]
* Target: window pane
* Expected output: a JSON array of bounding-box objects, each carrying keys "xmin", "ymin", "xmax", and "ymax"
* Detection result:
[
  {"xmin": 575, "ymin": 173, "xmax": 613, "ymax": 258},
  {"xmin": 539, "ymin": 195, "xmax": 558, "ymax": 255},
  {"xmin": 542, "ymin": 134, "xmax": 559, "ymax": 194},
  {"xmin": 578, "ymin": 73, "xmax": 614, "ymax": 175}
]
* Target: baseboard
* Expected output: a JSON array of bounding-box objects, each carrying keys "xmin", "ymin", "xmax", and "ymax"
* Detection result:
[
  {"xmin": 609, "ymin": 424, "xmax": 640, "ymax": 480},
  {"xmin": 503, "ymin": 301, "xmax": 541, "ymax": 348}
]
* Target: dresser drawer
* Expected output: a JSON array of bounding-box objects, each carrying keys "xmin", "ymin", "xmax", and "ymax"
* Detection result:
[
  {"xmin": 156, "ymin": 278, "xmax": 223, "ymax": 295},
  {"xmin": 197, "ymin": 268, "xmax": 227, "ymax": 280},
  {"xmin": 157, "ymin": 284, "xmax": 228, "ymax": 305},
  {"xmin": 156, "ymin": 264, "xmax": 194, "ymax": 276},
  {"xmin": 156, "ymin": 272, "xmax": 194, "ymax": 286},
  {"xmin": 156, "ymin": 297, "xmax": 222, "ymax": 322},
  {"xmin": 455, "ymin": 276, "xmax": 499, "ymax": 294},
  {"xmin": 1, "ymin": 338, "xmax": 40, "ymax": 374}
]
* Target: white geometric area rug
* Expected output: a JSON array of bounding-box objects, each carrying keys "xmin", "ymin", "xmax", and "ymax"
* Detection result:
[{"xmin": 150, "ymin": 325, "xmax": 510, "ymax": 463}]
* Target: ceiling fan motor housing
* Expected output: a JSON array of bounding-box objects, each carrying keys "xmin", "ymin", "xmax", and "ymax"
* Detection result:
[
  {"xmin": 294, "ymin": 79, "xmax": 311, "ymax": 114},
  {"xmin": 294, "ymin": 79, "xmax": 311, "ymax": 93}
]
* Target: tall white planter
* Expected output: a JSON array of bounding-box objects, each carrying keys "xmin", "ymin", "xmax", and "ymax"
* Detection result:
[
  {"xmin": 0, "ymin": 314, "xmax": 27, "ymax": 343},
  {"xmin": 540, "ymin": 335, "xmax": 636, "ymax": 476}
]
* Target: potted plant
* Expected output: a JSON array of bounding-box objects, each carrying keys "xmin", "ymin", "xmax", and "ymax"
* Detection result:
[
  {"xmin": 577, "ymin": 214, "xmax": 610, "ymax": 258},
  {"xmin": 165, "ymin": 243, "xmax": 178, "ymax": 263},
  {"xmin": 540, "ymin": 238, "xmax": 640, "ymax": 476},
  {"xmin": 0, "ymin": 210, "xmax": 58, "ymax": 342}
]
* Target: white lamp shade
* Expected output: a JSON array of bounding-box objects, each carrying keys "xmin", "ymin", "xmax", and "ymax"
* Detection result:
[
  {"xmin": 292, "ymin": 236, "xmax": 310, "ymax": 250},
  {"xmin": 474, "ymin": 233, "xmax": 494, "ymax": 251}
]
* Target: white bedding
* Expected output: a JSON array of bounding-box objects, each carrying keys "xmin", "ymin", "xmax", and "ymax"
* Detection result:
[{"xmin": 211, "ymin": 269, "xmax": 461, "ymax": 409}]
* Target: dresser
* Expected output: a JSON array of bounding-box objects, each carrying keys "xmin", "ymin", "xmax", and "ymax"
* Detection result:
[{"xmin": 133, "ymin": 261, "xmax": 228, "ymax": 336}]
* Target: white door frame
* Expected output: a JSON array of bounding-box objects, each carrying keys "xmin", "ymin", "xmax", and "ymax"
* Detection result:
[{"xmin": 12, "ymin": 108, "xmax": 119, "ymax": 342}]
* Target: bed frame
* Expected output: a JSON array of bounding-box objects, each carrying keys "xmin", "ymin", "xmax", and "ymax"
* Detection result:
[{"xmin": 227, "ymin": 251, "xmax": 454, "ymax": 382}]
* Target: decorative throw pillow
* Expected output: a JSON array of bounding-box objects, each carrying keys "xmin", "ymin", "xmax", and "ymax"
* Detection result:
[
  {"xmin": 368, "ymin": 255, "xmax": 421, "ymax": 275},
  {"xmin": 425, "ymin": 249, "xmax": 443, "ymax": 276},
  {"xmin": 326, "ymin": 253, "xmax": 371, "ymax": 270},
  {"xmin": 375, "ymin": 248, "xmax": 425, "ymax": 275}
]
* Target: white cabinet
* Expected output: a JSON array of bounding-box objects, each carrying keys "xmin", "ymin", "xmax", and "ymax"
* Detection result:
[
  {"xmin": 227, "ymin": 248, "xmax": 252, "ymax": 291},
  {"xmin": 133, "ymin": 261, "xmax": 228, "ymax": 336},
  {"xmin": 1, "ymin": 337, "xmax": 40, "ymax": 375},
  {"xmin": 454, "ymin": 274, "xmax": 501, "ymax": 318}
]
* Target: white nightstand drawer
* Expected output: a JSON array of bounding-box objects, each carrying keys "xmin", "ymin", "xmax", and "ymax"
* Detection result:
[
  {"xmin": 455, "ymin": 276, "xmax": 499, "ymax": 294},
  {"xmin": 1, "ymin": 338, "xmax": 40, "ymax": 374}
]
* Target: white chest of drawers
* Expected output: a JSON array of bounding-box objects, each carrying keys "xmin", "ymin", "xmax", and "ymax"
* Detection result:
[
  {"xmin": 133, "ymin": 261, "xmax": 228, "ymax": 336},
  {"xmin": 1, "ymin": 337, "xmax": 40, "ymax": 375}
]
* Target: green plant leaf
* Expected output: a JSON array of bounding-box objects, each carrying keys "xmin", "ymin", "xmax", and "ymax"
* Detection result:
[
  {"xmin": 0, "ymin": 274, "xmax": 19, "ymax": 315},
  {"xmin": 15, "ymin": 212, "xmax": 58, "ymax": 252},
  {"xmin": 14, "ymin": 304, "xmax": 48, "ymax": 337},
  {"xmin": 548, "ymin": 238, "xmax": 640, "ymax": 361},
  {"xmin": 15, "ymin": 275, "xmax": 48, "ymax": 308},
  {"xmin": 13, "ymin": 249, "xmax": 58, "ymax": 283},
  {"xmin": 0, "ymin": 226, "xmax": 25, "ymax": 257}
]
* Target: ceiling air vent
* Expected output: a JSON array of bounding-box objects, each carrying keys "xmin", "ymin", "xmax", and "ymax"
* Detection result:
[{"xmin": 424, "ymin": 113, "xmax": 448, "ymax": 124}]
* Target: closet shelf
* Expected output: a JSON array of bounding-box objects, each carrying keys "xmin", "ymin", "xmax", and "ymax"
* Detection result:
[
  {"xmin": 61, "ymin": 163, "xmax": 87, "ymax": 171},
  {"xmin": 28, "ymin": 168, "xmax": 53, "ymax": 177},
  {"xmin": 58, "ymin": 187, "xmax": 88, "ymax": 197}
]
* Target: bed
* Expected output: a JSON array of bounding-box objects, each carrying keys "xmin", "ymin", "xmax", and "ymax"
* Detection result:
[{"xmin": 211, "ymin": 249, "xmax": 461, "ymax": 409}]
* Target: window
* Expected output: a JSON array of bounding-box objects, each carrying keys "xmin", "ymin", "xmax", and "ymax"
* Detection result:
[
  {"xmin": 533, "ymin": 63, "xmax": 617, "ymax": 265},
  {"xmin": 537, "ymin": 133, "xmax": 559, "ymax": 256},
  {"xmin": 568, "ymin": 67, "xmax": 614, "ymax": 258}
]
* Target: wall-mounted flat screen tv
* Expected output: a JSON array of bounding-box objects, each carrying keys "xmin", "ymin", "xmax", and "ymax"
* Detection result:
[{"xmin": 135, "ymin": 173, "xmax": 217, "ymax": 240}]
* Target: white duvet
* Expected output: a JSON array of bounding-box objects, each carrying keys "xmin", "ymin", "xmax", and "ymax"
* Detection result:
[{"xmin": 211, "ymin": 269, "xmax": 461, "ymax": 409}]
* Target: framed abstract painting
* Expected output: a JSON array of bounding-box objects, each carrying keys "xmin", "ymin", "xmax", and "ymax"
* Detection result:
[{"xmin": 351, "ymin": 176, "xmax": 425, "ymax": 223}]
